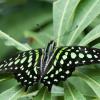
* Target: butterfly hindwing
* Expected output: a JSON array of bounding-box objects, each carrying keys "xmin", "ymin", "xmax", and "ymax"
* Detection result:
[{"xmin": 0, "ymin": 49, "xmax": 43, "ymax": 90}]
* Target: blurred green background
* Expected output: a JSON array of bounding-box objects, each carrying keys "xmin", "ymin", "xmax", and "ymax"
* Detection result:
[{"xmin": 0, "ymin": 0, "xmax": 52, "ymax": 59}]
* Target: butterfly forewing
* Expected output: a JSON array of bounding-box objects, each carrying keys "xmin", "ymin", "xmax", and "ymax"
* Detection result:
[
  {"xmin": 41, "ymin": 46, "xmax": 100, "ymax": 90},
  {"xmin": 0, "ymin": 49, "xmax": 43, "ymax": 89}
]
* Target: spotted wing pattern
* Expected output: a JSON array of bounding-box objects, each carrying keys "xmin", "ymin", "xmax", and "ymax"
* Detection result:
[
  {"xmin": 0, "ymin": 40, "xmax": 100, "ymax": 91},
  {"xmin": 0, "ymin": 49, "xmax": 43, "ymax": 90},
  {"xmin": 41, "ymin": 46, "xmax": 100, "ymax": 90}
]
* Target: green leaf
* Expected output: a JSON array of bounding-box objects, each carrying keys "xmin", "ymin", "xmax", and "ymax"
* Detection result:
[
  {"xmin": 33, "ymin": 87, "xmax": 51, "ymax": 100},
  {"xmin": 77, "ymin": 68, "xmax": 100, "ymax": 76},
  {"xmin": 0, "ymin": 31, "xmax": 31, "ymax": 51},
  {"xmin": 90, "ymin": 16, "xmax": 100, "ymax": 28},
  {"xmin": 0, "ymin": 79, "xmax": 18, "ymax": 93},
  {"xmin": 64, "ymin": 82, "xmax": 86, "ymax": 100},
  {"xmin": 93, "ymin": 43, "xmax": 100, "ymax": 48},
  {"xmin": 18, "ymin": 90, "xmax": 39, "ymax": 100},
  {"xmin": 78, "ymin": 71, "xmax": 100, "ymax": 98},
  {"xmin": 51, "ymin": 85, "xmax": 64, "ymax": 96},
  {"xmin": 86, "ymin": 96, "xmax": 100, "ymax": 100},
  {"xmin": 24, "ymin": 27, "xmax": 53, "ymax": 48},
  {"xmin": 0, "ymin": 85, "xmax": 24, "ymax": 100},
  {"xmin": 6, "ymin": 0, "xmax": 27, "ymax": 5},
  {"xmin": 67, "ymin": 0, "xmax": 100, "ymax": 46},
  {"xmin": 0, "ymin": 79, "xmax": 6, "ymax": 82},
  {"xmin": 68, "ymin": 77, "xmax": 97, "ymax": 98},
  {"xmin": 79, "ymin": 24, "xmax": 100, "ymax": 45},
  {"xmin": 53, "ymin": 0, "xmax": 80, "ymax": 46}
]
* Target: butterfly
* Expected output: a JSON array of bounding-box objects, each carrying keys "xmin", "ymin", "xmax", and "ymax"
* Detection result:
[{"xmin": 0, "ymin": 40, "xmax": 100, "ymax": 91}]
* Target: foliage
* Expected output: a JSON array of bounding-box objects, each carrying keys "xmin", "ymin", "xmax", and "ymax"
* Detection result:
[{"xmin": 0, "ymin": 0, "xmax": 100, "ymax": 100}]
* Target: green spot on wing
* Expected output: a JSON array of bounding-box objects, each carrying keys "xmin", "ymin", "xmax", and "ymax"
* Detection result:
[
  {"xmin": 28, "ymin": 56, "xmax": 32, "ymax": 63},
  {"xmin": 34, "ymin": 66, "xmax": 37, "ymax": 74},
  {"xmin": 34, "ymin": 50, "xmax": 39, "ymax": 66},
  {"xmin": 79, "ymin": 53, "xmax": 84, "ymax": 58},
  {"xmin": 21, "ymin": 57, "xmax": 27, "ymax": 64},
  {"xmin": 71, "ymin": 52, "xmax": 76, "ymax": 59},
  {"xmin": 56, "ymin": 48, "xmax": 66, "ymax": 59},
  {"xmin": 8, "ymin": 62, "xmax": 13, "ymax": 66},
  {"xmin": 87, "ymin": 54, "xmax": 92, "ymax": 58},
  {"xmin": 15, "ymin": 59, "xmax": 20, "ymax": 65}
]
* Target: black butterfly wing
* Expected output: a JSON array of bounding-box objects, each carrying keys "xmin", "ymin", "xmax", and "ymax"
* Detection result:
[
  {"xmin": 41, "ymin": 46, "xmax": 100, "ymax": 90},
  {"xmin": 0, "ymin": 49, "xmax": 43, "ymax": 90}
]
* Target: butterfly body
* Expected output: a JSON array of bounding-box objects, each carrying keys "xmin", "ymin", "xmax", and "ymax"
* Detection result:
[{"xmin": 0, "ymin": 41, "xmax": 100, "ymax": 91}]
